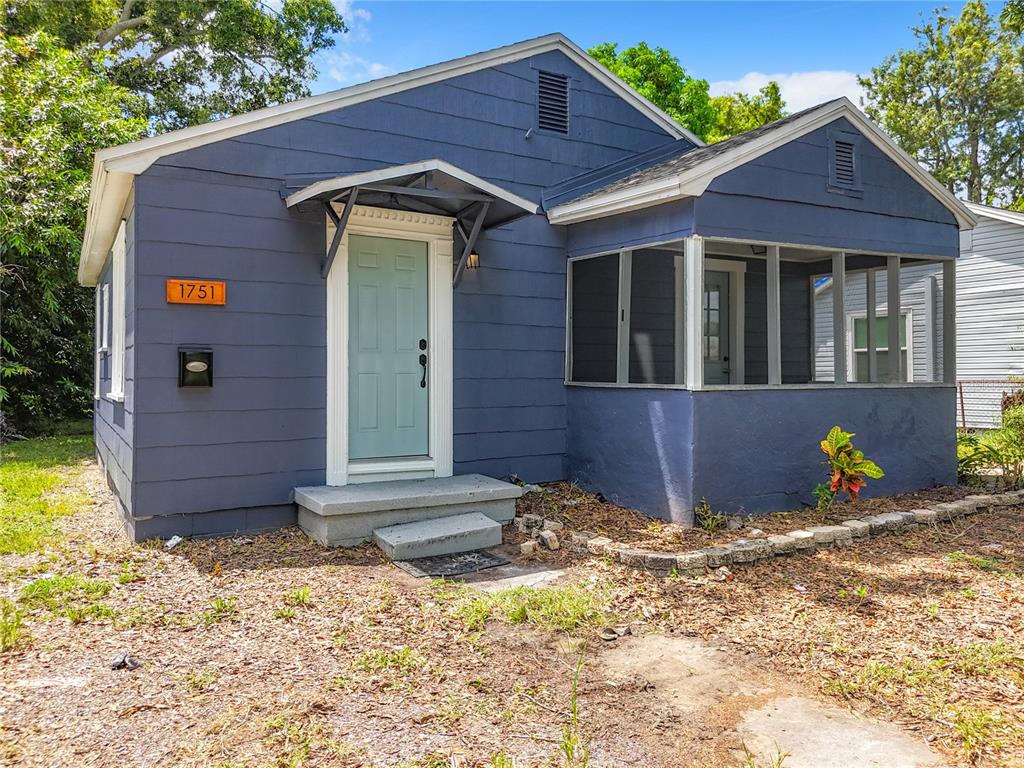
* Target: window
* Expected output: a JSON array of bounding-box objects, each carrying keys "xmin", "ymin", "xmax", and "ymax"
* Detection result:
[
  {"xmin": 568, "ymin": 246, "xmax": 685, "ymax": 385},
  {"xmin": 828, "ymin": 128, "xmax": 862, "ymax": 195},
  {"xmin": 94, "ymin": 289, "xmax": 102, "ymax": 400},
  {"xmin": 849, "ymin": 312, "xmax": 911, "ymax": 382},
  {"xmin": 108, "ymin": 220, "xmax": 126, "ymax": 401},
  {"xmin": 537, "ymin": 70, "xmax": 569, "ymax": 134}
]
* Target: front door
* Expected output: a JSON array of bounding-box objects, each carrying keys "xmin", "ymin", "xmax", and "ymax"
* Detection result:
[
  {"xmin": 348, "ymin": 234, "xmax": 429, "ymax": 460},
  {"xmin": 703, "ymin": 270, "xmax": 731, "ymax": 385}
]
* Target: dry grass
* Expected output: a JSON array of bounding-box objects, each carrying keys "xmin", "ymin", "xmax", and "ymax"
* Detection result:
[{"xmin": 2, "ymin": 437, "xmax": 1021, "ymax": 767}]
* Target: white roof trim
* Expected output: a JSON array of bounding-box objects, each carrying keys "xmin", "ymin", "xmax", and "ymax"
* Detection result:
[
  {"xmin": 966, "ymin": 201, "xmax": 1024, "ymax": 227},
  {"xmin": 284, "ymin": 159, "xmax": 539, "ymax": 214},
  {"xmin": 547, "ymin": 98, "xmax": 977, "ymax": 232},
  {"xmin": 79, "ymin": 33, "xmax": 699, "ymax": 285}
]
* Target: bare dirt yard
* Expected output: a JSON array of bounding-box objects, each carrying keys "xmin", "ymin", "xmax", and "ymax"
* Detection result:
[{"xmin": 2, "ymin": 437, "xmax": 1022, "ymax": 767}]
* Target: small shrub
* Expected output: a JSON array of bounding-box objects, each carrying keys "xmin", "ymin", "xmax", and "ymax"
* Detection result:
[
  {"xmin": 812, "ymin": 483, "xmax": 835, "ymax": 513},
  {"xmin": 693, "ymin": 497, "xmax": 725, "ymax": 535},
  {"xmin": 816, "ymin": 426, "xmax": 884, "ymax": 503}
]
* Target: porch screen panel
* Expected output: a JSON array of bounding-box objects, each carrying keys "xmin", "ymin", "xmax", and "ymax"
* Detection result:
[
  {"xmin": 628, "ymin": 248, "xmax": 679, "ymax": 384},
  {"xmin": 570, "ymin": 254, "xmax": 619, "ymax": 382}
]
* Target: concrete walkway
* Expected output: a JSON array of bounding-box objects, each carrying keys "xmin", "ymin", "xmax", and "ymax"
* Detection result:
[{"xmin": 600, "ymin": 634, "xmax": 948, "ymax": 768}]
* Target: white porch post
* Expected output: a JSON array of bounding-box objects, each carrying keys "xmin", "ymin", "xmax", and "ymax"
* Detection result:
[
  {"xmin": 616, "ymin": 250, "xmax": 632, "ymax": 384},
  {"xmin": 673, "ymin": 252, "xmax": 685, "ymax": 385},
  {"xmin": 766, "ymin": 244, "xmax": 782, "ymax": 385},
  {"xmin": 684, "ymin": 235, "xmax": 704, "ymax": 389},
  {"xmin": 832, "ymin": 251, "xmax": 847, "ymax": 384},
  {"xmin": 943, "ymin": 259, "xmax": 957, "ymax": 384},
  {"xmin": 887, "ymin": 255, "xmax": 902, "ymax": 382},
  {"xmin": 866, "ymin": 268, "xmax": 878, "ymax": 382}
]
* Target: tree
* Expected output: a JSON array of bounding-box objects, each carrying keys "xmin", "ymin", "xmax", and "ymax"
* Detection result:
[
  {"xmin": 1, "ymin": 33, "xmax": 147, "ymax": 427},
  {"xmin": 1004, "ymin": 0, "xmax": 1024, "ymax": 35},
  {"xmin": 859, "ymin": 0, "xmax": 1024, "ymax": 207},
  {"xmin": 5, "ymin": 0, "xmax": 348, "ymax": 130},
  {"xmin": 589, "ymin": 42, "xmax": 717, "ymax": 140},
  {"xmin": 589, "ymin": 41, "xmax": 785, "ymax": 143},
  {"xmin": 706, "ymin": 82, "xmax": 786, "ymax": 144}
]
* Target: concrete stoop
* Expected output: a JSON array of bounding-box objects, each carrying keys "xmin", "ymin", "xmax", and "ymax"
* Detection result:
[{"xmin": 295, "ymin": 474, "xmax": 522, "ymax": 552}]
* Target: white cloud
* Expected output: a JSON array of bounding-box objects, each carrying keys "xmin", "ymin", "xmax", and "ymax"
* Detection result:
[
  {"xmin": 710, "ymin": 70, "xmax": 866, "ymax": 112},
  {"xmin": 325, "ymin": 50, "xmax": 393, "ymax": 86},
  {"xmin": 333, "ymin": 0, "xmax": 372, "ymax": 43}
]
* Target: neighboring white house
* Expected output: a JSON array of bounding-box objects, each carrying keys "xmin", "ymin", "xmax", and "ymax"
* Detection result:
[{"xmin": 814, "ymin": 202, "xmax": 1024, "ymax": 427}]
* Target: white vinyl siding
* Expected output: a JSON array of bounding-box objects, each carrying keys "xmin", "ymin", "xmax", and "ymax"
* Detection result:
[
  {"xmin": 814, "ymin": 264, "xmax": 943, "ymax": 384},
  {"xmin": 813, "ymin": 212, "xmax": 1024, "ymax": 426},
  {"xmin": 108, "ymin": 220, "xmax": 126, "ymax": 401}
]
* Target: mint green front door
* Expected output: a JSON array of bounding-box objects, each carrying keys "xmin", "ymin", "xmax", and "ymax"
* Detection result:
[{"xmin": 348, "ymin": 234, "xmax": 429, "ymax": 460}]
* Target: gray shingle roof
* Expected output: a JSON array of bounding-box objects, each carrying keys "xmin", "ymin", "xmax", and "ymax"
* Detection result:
[{"xmin": 556, "ymin": 99, "xmax": 843, "ymax": 207}]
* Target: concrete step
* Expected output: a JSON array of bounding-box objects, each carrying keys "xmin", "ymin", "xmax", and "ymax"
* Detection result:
[
  {"xmin": 295, "ymin": 474, "xmax": 522, "ymax": 548},
  {"xmin": 373, "ymin": 512, "xmax": 502, "ymax": 560}
]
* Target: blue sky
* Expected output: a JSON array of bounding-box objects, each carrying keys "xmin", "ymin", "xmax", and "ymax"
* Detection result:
[{"xmin": 311, "ymin": 1, "xmax": 986, "ymax": 111}]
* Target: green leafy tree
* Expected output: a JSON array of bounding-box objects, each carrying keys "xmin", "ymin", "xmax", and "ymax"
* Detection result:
[
  {"xmin": 589, "ymin": 41, "xmax": 785, "ymax": 143},
  {"xmin": 860, "ymin": 0, "xmax": 1024, "ymax": 207},
  {"xmin": 589, "ymin": 42, "xmax": 717, "ymax": 140},
  {"xmin": 5, "ymin": 0, "xmax": 348, "ymax": 130},
  {"xmin": 1003, "ymin": 0, "xmax": 1024, "ymax": 35},
  {"xmin": 706, "ymin": 82, "xmax": 786, "ymax": 143},
  {"xmin": 1, "ymin": 33, "xmax": 147, "ymax": 427}
]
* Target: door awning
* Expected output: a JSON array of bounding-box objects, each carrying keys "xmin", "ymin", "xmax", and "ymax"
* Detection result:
[{"xmin": 284, "ymin": 160, "xmax": 538, "ymax": 285}]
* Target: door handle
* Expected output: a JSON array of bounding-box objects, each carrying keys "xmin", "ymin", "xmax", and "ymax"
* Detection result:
[{"xmin": 419, "ymin": 353, "xmax": 427, "ymax": 388}]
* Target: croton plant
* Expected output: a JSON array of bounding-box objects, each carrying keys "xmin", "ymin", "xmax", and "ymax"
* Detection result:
[{"xmin": 818, "ymin": 425, "xmax": 884, "ymax": 505}]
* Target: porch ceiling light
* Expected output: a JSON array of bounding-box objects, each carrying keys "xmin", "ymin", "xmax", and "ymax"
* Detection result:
[{"xmin": 466, "ymin": 249, "xmax": 480, "ymax": 269}]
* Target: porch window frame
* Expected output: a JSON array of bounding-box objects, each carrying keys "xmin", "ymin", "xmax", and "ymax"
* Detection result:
[
  {"xmin": 846, "ymin": 309, "xmax": 915, "ymax": 383},
  {"xmin": 565, "ymin": 234, "xmax": 956, "ymax": 392}
]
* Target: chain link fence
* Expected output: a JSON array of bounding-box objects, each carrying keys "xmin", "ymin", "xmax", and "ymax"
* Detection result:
[{"xmin": 957, "ymin": 379, "xmax": 1024, "ymax": 430}]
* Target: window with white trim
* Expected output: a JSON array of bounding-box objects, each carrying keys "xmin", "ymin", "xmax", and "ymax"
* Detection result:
[
  {"xmin": 849, "ymin": 312, "xmax": 911, "ymax": 382},
  {"xmin": 108, "ymin": 220, "xmax": 126, "ymax": 401},
  {"xmin": 94, "ymin": 289, "xmax": 102, "ymax": 400}
]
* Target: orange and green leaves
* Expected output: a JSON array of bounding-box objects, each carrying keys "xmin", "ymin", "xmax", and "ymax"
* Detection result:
[{"xmin": 819, "ymin": 426, "xmax": 884, "ymax": 501}]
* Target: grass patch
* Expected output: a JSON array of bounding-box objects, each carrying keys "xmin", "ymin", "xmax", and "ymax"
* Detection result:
[
  {"xmin": 436, "ymin": 580, "xmax": 616, "ymax": 633},
  {"xmin": 17, "ymin": 573, "xmax": 114, "ymax": 623},
  {"xmin": 0, "ymin": 434, "xmax": 93, "ymax": 555},
  {"xmin": 285, "ymin": 586, "xmax": 312, "ymax": 607},
  {"xmin": 0, "ymin": 599, "xmax": 24, "ymax": 653},
  {"xmin": 186, "ymin": 668, "xmax": 219, "ymax": 691},
  {"xmin": 200, "ymin": 596, "xmax": 238, "ymax": 625},
  {"xmin": 353, "ymin": 646, "xmax": 421, "ymax": 675}
]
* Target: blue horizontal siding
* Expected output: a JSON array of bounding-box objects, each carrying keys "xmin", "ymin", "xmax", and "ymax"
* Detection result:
[
  {"xmin": 694, "ymin": 118, "xmax": 959, "ymax": 257},
  {"xmin": 566, "ymin": 198, "xmax": 695, "ymax": 257},
  {"xmin": 129, "ymin": 48, "xmax": 676, "ymax": 526}
]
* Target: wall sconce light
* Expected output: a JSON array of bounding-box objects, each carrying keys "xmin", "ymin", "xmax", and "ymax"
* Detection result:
[{"xmin": 466, "ymin": 249, "xmax": 480, "ymax": 269}]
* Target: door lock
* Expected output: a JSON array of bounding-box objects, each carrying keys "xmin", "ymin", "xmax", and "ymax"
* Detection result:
[{"xmin": 419, "ymin": 353, "xmax": 427, "ymax": 388}]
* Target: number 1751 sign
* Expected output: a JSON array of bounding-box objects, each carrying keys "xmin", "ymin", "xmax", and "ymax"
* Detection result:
[{"xmin": 166, "ymin": 279, "xmax": 226, "ymax": 305}]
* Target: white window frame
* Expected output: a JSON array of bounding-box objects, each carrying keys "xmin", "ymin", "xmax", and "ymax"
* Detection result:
[
  {"xmin": 94, "ymin": 289, "xmax": 102, "ymax": 400},
  {"xmin": 703, "ymin": 257, "xmax": 746, "ymax": 385},
  {"xmin": 107, "ymin": 220, "xmax": 126, "ymax": 402},
  {"xmin": 847, "ymin": 309, "xmax": 914, "ymax": 383}
]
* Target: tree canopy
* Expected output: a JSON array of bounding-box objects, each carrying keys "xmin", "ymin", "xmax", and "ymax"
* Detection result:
[
  {"xmin": 589, "ymin": 41, "xmax": 786, "ymax": 143},
  {"xmin": 1, "ymin": 33, "xmax": 147, "ymax": 426},
  {"xmin": 1, "ymin": 1, "xmax": 349, "ymax": 430},
  {"xmin": 5, "ymin": 0, "xmax": 347, "ymax": 130},
  {"xmin": 860, "ymin": 0, "xmax": 1024, "ymax": 207}
]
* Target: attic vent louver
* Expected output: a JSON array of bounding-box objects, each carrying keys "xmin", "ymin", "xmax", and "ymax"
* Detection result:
[
  {"xmin": 538, "ymin": 71, "xmax": 569, "ymax": 134},
  {"xmin": 833, "ymin": 140, "xmax": 856, "ymax": 185}
]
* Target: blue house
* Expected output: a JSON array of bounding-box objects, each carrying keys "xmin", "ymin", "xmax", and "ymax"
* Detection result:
[{"xmin": 80, "ymin": 34, "xmax": 975, "ymax": 547}]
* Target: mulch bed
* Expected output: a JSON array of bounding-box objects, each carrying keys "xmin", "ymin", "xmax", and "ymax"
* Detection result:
[{"xmin": 516, "ymin": 481, "xmax": 971, "ymax": 552}]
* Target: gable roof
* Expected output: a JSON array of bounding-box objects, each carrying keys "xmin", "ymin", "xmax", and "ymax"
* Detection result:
[
  {"xmin": 966, "ymin": 202, "xmax": 1024, "ymax": 227},
  {"xmin": 546, "ymin": 97, "xmax": 977, "ymax": 232},
  {"xmin": 78, "ymin": 33, "xmax": 700, "ymax": 285}
]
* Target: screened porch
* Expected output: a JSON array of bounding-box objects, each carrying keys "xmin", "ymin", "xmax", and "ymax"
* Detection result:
[{"xmin": 566, "ymin": 234, "xmax": 958, "ymax": 391}]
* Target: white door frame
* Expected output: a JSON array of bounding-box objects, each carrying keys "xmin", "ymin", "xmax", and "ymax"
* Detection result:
[
  {"xmin": 326, "ymin": 205, "xmax": 454, "ymax": 486},
  {"xmin": 704, "ymin": 257, "xmax": 746, "ymax": 385}
]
